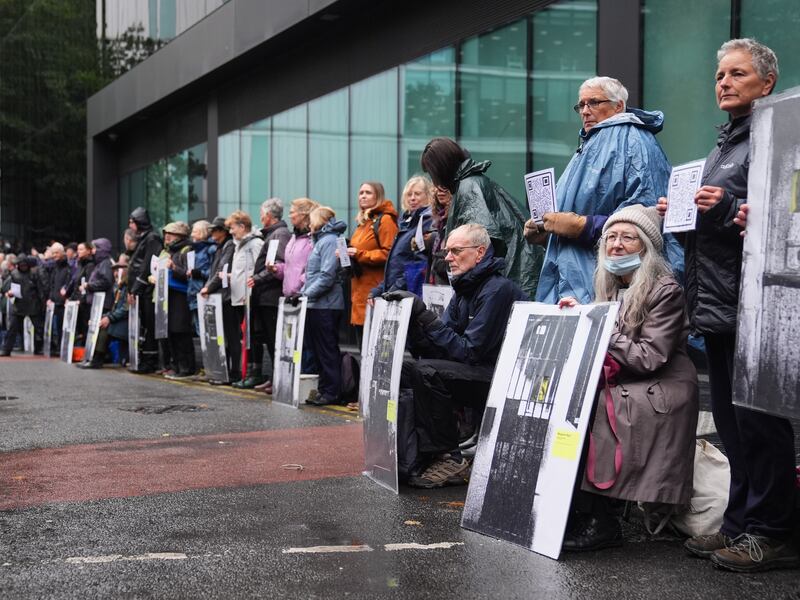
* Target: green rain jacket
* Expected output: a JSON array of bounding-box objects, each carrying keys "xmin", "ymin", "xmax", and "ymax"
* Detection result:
[{"xmin": 445, "ymin": 159, "xmax": 542, "ymax": 299}]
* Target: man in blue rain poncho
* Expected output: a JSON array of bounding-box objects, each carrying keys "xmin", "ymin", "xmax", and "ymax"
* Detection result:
[{"xmin": 529, "ymin": 76, "xmax": 683, "ymax": 304}]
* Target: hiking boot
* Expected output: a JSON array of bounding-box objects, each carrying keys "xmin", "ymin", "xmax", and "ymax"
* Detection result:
[
  {"xmin": 407, "ymin": 455, "xmax": 470, "ymax": 489},
  {"xmin": 562, "ymin": 514, "xmax": 623, "ymax": 552},
  {"xmin": 711, "ymin": 534, "xmax": 800, "ymax": 573},
  {"xmin": 684, "ymin": 531, "xmax": 733, "ymax": 559}
]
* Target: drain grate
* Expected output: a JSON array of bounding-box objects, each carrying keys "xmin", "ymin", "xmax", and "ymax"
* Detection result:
[{"xmin": 122, "ymin": 404, "xmax": 211, "ymax": 415}]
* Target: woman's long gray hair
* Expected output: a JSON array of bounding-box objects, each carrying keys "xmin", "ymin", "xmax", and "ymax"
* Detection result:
[{"xmin": 594, "ymin": 224, "xmax": 672, "ymax": 332}]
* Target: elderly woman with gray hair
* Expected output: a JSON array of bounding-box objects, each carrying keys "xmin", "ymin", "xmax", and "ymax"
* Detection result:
[
  {"xmin": 559, "ymin": 204, "xmax": 698, "ymax": 552},
  {"xmin": 528, "ymin": 75, "xmax": 682, "ymax": 305},
  {"xmin": 658, "ymin": 39, "xmax": 797, "ymax": 572},
  {"xmin": 238, "ymin": 197, "xmax": 291, "ymax": 390}
]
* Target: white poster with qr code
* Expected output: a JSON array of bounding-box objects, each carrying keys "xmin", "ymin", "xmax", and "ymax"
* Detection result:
[
  {"xmin": 524, "ymin": 168, "xmax": 557, "ymax": 224},
  {"xmin": 663, "ymin": 159, "xmax": 706, "ymax": 233}
]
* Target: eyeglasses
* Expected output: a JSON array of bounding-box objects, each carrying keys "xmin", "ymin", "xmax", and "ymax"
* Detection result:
[
  {"xmin": 603, "ymin": 233, "xmax": 641, "ymax": 246},
  {"xmin": 573, "ymin": 99, "xmax": 613, "ymax": 113},
  {"xmin": 444, "ymin": 245, "xmax": 480, "ymax": 256}
]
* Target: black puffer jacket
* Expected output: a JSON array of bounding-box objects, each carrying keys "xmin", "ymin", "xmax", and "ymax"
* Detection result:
[
  {"xmin": 419, "ymin": 246, "xmax": 527, "ymax": 366},
  {"xmin": 251, "ymin": 221, "xmax": 291, "ymax": 307},
  {"xmin": 47, "ymin": 258, "xmax": 71, "ymax": 306},
  {"xmin": 69, "ymin": 256, "xmax": 95, "ymax": 301},
  {"xmin": 128, "ymin": 208, "xmax": 164, "ymax": 297},
  {"xmin": 205, "ymin": 235, "xmax": 235, "ymax": 302},
  {"xmin": 684, "ymin": 115, "xmax": 750, "ymax": 335}
]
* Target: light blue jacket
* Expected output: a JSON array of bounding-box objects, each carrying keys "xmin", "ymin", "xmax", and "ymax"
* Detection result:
[
  {"xmin": 535, "ymin": 108, "xmax": 684, "ymax": 304},
  {"xmin": 302, "ymin": 218, "xmax": 347, "ymax": 310}
]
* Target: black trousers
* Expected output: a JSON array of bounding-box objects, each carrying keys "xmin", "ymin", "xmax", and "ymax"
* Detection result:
[
  {"xmin": 138, "ymin": 293, "xmax": 159, "ymax": 370},
  {"xmin": 226, "ymin": 303, "xmax": 243, "ymax": 379},
  {"xmin": 3, "ymin": 313, "xmax": 43, "ymax": 353},
  {"xmin": 400, "ymin": 358, "xmax": 494, "ymax": 456},
  {"xmin": 304, "ymin": 308, "xmax": 342, "ymax": 400},
  {"xmin": 168, "ymin": 331, "xmax": 196, "ymax": 375},
  {"xmin": 705, "ymin": 332, "xmax": 796, "ymax": 540},
  {"xmin": 251, "ymin": 305, "xmax": 279, "ymax": 377},
  {"xmin": 51, "ymin": 304, "xmax": 64, "ymax": 352}
]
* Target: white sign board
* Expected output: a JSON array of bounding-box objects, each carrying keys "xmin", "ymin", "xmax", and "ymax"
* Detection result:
[
  {"xmin": 272, "ymin": 297, "xmax": 308, "ymax": 408},
  {"xmin": 336, "ymin": 236, "xmax": 351, "ymax": 268},
  {"xmin": 462, "ymin": 301, "xmax": 619, "ymax": 559},
  {"xmin": 421, "ymin": 284, "xmax": 454, "ymax": 319},
  {"xmin": 361, "ymin": 297, "xmax": 414, "ymax": 494}
]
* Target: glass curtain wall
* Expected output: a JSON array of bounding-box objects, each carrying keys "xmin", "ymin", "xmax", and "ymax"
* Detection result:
[
  {"xmin": 216, "ymin": 0, "xmax": 598, "ymax": 234},
  {"xmin": 118, "ymin": 143, "xmax": 207, "ymax": 237},
  {"xmin": 740, "ymin": 1, "xmax": 800, "ymax": 91},
  {"xmin": 642, "ymin": 0, "xmax": 731, "ymax": 165}
]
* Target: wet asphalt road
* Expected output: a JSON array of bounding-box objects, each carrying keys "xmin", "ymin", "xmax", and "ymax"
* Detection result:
[{"xmin": 1, "ymin": 357, "xmax": 798, "ymax": 599}]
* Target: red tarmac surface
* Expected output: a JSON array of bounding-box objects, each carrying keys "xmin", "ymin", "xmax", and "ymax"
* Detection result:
[{"xmin": 0, "ymin": 424, "xmax": 364, "ymax": 511}]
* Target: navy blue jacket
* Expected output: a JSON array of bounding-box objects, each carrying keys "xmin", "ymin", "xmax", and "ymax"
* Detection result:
[
  {"xmin": 421, "ymin": 248, "xmax": 526, "ymax": 366},
  {"xmin": 371, "ymin": 206, "xmax": 432, "ymax": 297}
]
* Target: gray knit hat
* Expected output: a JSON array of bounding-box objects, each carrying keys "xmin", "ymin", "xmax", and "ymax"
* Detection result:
[{"xmin": 603, "ymin": 205, "xmax": 663, "ymax": 251}]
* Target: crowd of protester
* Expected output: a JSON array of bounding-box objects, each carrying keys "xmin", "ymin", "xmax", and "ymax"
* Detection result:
[{"xmin": 1, "ymin": 38, "xmax": 796, "ymax": 572}]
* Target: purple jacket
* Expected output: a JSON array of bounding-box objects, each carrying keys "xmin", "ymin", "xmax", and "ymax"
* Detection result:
[{"xmin": 275, "ymin": 232, "xmax": 313, "ymax": 296}]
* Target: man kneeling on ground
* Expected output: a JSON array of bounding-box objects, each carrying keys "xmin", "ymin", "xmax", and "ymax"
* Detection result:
[{"xmin": 384, "ymin": 223, "xmax": 527, "ymax": 489}]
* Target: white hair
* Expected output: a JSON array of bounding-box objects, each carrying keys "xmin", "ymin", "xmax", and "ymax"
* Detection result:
[
  {"xmin": 580, "ymin": 76, "xmax": 629, "ymax": 108},
  {"xmin": 594, "ymin": 224, "xmax": 672, "ymax": 331},
  {"xmin": 449, "ymin": 223, "xmax": 490, "ymax": 248},
  {"xmin": 260, "ymin": 197, "xmax": 283, "ymax": 219},
  {"xmin": 718, "ymin": 38, "xmax": 779, "ymax": 81},
  {"xmin": 50, "ymin": 242, "xmax": 65, "ymax": 254}
]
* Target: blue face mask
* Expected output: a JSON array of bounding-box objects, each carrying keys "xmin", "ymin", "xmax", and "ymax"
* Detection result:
[{"xmin": 604, "ymin": 253, "xmax": 642, "ymax": 276}]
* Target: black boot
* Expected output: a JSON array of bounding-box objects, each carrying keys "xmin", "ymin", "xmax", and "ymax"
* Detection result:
[{"xmin": 562, "ymin": 513, "xmax": 623, "ymax": 552}]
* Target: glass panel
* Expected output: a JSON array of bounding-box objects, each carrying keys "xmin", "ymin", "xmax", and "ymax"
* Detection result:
[
  {"xmin": 400, "ymin": 47, "xmax": 456, "ymax": 187},
  {"xmin": 350, "ymin": 69, "xmax": 399, "ymax": 229},
  {"xmin": 130, "ymin": 168, "xmax": 147, "ymax": 212},
  {"xmin": 272, "ymin": 105, "xmax": 307, "ymax": 207},
  {"xmin": 187, "ymin": 142, "xmax": 208, "ymax": 223},
  {"xmin": 218, "ymin": 131, "xmax": 240, "ymax": 218},
  {"xmin": 119, "ymin": 173, "xmax": 131, "ymax": 236},
  {"xmin": 460, "ymin": 19, "xmax": 528, "ymax": 207},
  {"xmin": 241, "ymin": 118, "xmax": 271, "ymax": 220},
  {"xmin": 166, "ymin": 150, "xmax": 189, "ymax": 223},
  {"xmin": 531, "ymin": 0, "xmax": 597, "ymax": 175},
  {"xmin": 309, "ymin": 90, "xmax": 349, "ymax": 219},
  {"xmin": 643, "ymin": 0, "xmax": 730, "ymax": 165},
  {"xmin": 146, "ymin": 159, "xmax": 168, "ymax": 232},
  {"xmin": 741, "ymin": 1, "xmax": 800, "ymax": 91}
]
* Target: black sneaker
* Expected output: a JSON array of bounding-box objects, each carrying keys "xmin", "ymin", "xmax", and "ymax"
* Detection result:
[{"xmin": 562, "ymin": 514, "xmax": 623, "ymax": 552}]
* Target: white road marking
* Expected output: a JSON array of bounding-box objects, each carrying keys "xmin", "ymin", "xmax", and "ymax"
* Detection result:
[
  {"xmin": 384, "ymin": 542, "xmax": 464, "ymax": 551},
  {"xmin": 65, "ymin": 552, "xmax": 187, "ymax": 565},
  {"xmin": 282, "ymin": 545, "xmax": 373, "ymax": 554}
]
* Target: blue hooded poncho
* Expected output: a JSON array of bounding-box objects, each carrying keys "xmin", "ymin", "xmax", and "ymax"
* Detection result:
[{"xmin": 535, "ymin": 108, "xmax": 684, "ymax": 304}]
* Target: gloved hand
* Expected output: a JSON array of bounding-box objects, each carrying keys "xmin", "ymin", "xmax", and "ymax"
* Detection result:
[
  {"xmin": 285, "ymin": 293, "xmax": 302, "ymax": 307},
  {"xmin": 382, "ymin": 290, "xmax": 427, "ymax": 321},
  {"xmin": 191, "ymin": 268, "xmax": 203, "ymax": 280},
  {"xmin": 542, "ymin": 212, "xmax": 587, "ymax": 239},
  {"xmin": 523, "ymin": 219, "xmax": 550, "ymax": 246}
]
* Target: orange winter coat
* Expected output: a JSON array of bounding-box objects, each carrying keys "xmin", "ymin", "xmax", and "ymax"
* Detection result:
[{"xmin": 348, "ymin": 200, "xmax": 399, "ymax": 325}]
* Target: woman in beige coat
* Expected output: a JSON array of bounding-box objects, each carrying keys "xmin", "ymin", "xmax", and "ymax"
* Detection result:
[{"xmin": 560, "ymin": 204, "xmax": 699, "ymax": 552}]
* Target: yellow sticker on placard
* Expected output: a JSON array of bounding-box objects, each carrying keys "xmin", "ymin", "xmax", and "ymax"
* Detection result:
[
  {"xmin": 292, "ymin": 350, "xmax": 301, "ymax": 364},
  {"xmin": 551, "ymin": 428, "xmax": 579, "ymax": 460},
  {"xmin": 386, "ymin": 399, "xmax": 397, "ymax": 423},
  {"xmin": 216, "ymin": 335, "xmax": 224, "ymax": 347}
]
